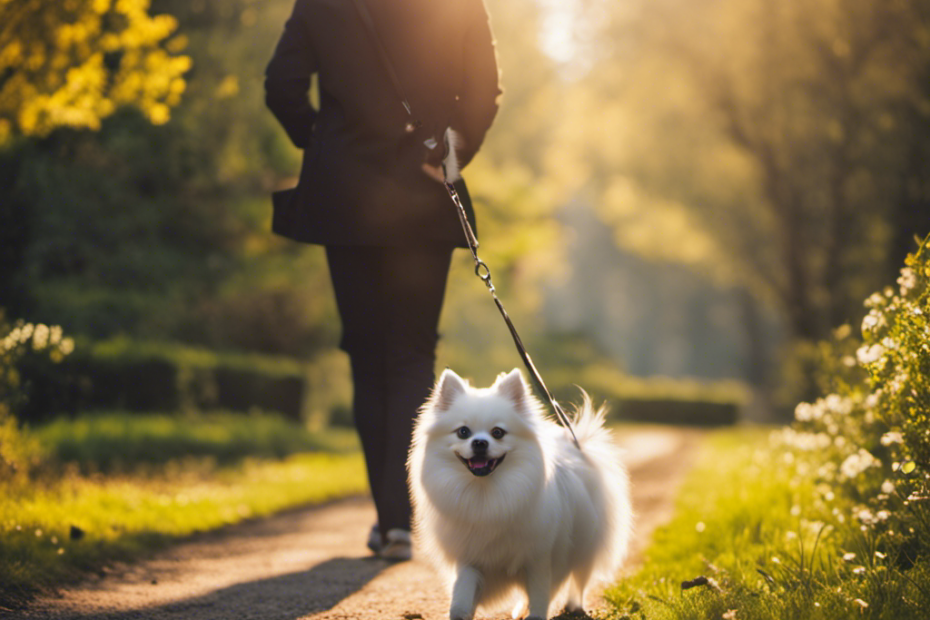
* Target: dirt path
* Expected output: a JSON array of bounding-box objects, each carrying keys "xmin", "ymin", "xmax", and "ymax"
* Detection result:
[{"xmin": 16, "ymin": 427, "xmax": 704, "ymax": 620}]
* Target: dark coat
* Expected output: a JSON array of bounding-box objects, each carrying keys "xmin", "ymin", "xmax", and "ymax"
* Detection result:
[{"xmin": 265, "ymin": 0, "xmax": 501, "ymax": 247}]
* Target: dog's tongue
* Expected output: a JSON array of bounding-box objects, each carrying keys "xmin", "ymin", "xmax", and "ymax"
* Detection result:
[{"xmin": 470, "ymin": 458, "xmax": 489, "ymax": 468}]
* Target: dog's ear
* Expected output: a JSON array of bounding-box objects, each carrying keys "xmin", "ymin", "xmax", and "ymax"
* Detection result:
[
  {"xmin": 495, "ymin": 368, "xmax": 527, "ymax": 407},
  {"xmin": 435, "ymin": 368, "xmax": 468, "ymax": 411}
]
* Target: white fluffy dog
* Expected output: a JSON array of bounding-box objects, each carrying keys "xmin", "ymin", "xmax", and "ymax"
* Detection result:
[{"xmin": 408, "ymin": 368, "xmax": 632, "ymax": 620}]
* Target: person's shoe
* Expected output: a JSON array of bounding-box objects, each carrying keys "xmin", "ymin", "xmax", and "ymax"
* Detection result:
[
  {"xmin": 366, "ymin": 523, "xmax": 382, "ymax": 554},
  {"xmin": 379, "ymin": 528, "xmax": 412, "ymax": 561}
]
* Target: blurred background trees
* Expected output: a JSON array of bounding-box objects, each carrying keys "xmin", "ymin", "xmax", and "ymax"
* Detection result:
[
  {"xmin": 555, "ymin": 0, "xmax": 930, "ymax": 407},
  {"xmin": 1, "ymin": 0, "xmax": 927, "ymax": 421}
]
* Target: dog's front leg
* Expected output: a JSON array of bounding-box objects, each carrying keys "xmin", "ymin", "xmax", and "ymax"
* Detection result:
[
  {"xmin": 450, "ymin": 564, "xmax": 482, "ymax": 620},
  {"xmin": 524, "ymin": 562, "xmax": 551, "ymax": 620}
]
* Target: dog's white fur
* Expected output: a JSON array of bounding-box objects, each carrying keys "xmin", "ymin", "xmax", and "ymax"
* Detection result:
[{"xmin": 408, "ymin": 368, "xmax": 632, "ymax": 620}]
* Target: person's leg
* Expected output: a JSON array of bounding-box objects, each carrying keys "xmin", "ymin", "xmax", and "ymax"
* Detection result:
[
  {"xmin": 376, "ymin": 245, "xmax": 454, "ymax": 536},
  {"xmin": 325, "ymin": 246, "xmax": 390, "ymax": 538}
]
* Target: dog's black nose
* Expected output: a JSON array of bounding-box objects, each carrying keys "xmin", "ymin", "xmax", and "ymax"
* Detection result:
[{"xmin": 471, "ymin": 438, "xmax": 488, "ymax": 452}]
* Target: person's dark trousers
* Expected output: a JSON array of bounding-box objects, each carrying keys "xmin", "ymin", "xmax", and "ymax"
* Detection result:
[{"xmin": 325, "ymin": 244, "xmax": 454, "ymax": 543}]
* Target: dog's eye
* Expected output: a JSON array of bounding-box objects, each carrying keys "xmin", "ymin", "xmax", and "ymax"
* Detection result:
[
  {"xmin": 456, "ymin": 426, "xmax": 471, "ymax": 439},
  {"xmin": 491, "ymin": 427, "xmax": 506, "ymax": 440}
]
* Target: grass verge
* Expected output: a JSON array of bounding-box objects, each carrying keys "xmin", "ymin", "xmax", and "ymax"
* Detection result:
[
  {"xmin": 1, "ymin": 413, "xmax": 366, "ymax": 612},
  {"xmin": 604, "ymin": 427, "xmax": 930, "ymax": 620},
  {"xmin": 32, "ymin": 410, "xmax": 359, "ymax": 471}
]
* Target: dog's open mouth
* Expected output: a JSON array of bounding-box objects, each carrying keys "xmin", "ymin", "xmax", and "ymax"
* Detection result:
[{"xmin": 457, "ymin": 453, "xmax": 505, "ymax": 477}]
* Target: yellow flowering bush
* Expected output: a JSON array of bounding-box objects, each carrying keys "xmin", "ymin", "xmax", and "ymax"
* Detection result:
[{"xmin": 0, "ymin": 0, "xmax": 191, "ymax": 142}]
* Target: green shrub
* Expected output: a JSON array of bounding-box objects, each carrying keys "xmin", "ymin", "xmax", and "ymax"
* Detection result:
[
  {"xmin": 605, "ymin": 236, "xmax": 930, "ymax": 620},
  {"xmin": 0, "ymin": 316, "xmax": 74, "ymax": 478},
  {"xmin": 550, "ymin": 362, "xmax": 749, "ymax": 426},
  {"xmin": 33, "ymin": 411, "xmax": 358, "ymax": 472},
  {"xmin": 14, "ymin": 338, "xmax": 313, "ymax": 423}
]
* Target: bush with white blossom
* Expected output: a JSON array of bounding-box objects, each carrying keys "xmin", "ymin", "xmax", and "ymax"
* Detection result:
[
  {"xmin": 0, "ymin": 314, "xmax": 74, "ymax": 481},
  {"xmin": 779, "ymin": 235, "xmax": 930, "ymax": 597}
]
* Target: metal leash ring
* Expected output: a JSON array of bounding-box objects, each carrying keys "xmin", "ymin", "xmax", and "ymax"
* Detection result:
[{"xmin": 475, "ymin": 260, "xmax": 492, "ymax": 283}]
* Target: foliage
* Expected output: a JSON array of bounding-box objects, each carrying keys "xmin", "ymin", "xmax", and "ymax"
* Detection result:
[
  {"xmin": 0, "ymin": 0, "xmax": 573, "ymax": 371},
  {"xmin": 0, "ymin": 450, "xmax": 366, "ymax": 609},
  {"xmin": 559, "ymin": 0, "xmax": 930, "ymax": 398},
  {"xmin": 782, "ymin": 236, "xmax": 930, "ymax": 576},
  {"xmin": 605, "ymin": 428, "xmax": 930, "ymax": 620},
  {"xmin": 0, "ymin": 316, "xmax": 74, "ymax": 482},
  {"xmin": 0, "ymin": 0, "xmax": 191, "ymax": 142},
  {"xmin": 33, "ymin": 411, "xmax": 359, "ymax": 473},
  {"xmin": 605, "ymin": 238, "xmax": 930, "ymax": 619},
  {"xmin": 0, "ymin": 316, "xmax": 76, "ymax": 415},
  {"xmin": 0, "ymin": 0, "xmax": 337, "ymax": 356}
]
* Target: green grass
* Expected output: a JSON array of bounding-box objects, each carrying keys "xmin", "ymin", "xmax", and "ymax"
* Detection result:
[
  {"xmin": 0, "ymin": 412, "xmax": 366, "ymax": 611},
  {"xmin": 604, "ymin": 428, "xmax": 930, "ymax": 620},
  {"xmin": 32, "ymin": 411, "xmax": 359, "ymax": 471}
]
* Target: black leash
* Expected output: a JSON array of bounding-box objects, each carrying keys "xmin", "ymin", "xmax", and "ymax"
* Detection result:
[
  {"xmin": 443, "ymin": 180, "xmax": 581, "ymax": 449},
  {"xmin": 350, "ymin": 0, "xmax": 580, "ymax": 449}
]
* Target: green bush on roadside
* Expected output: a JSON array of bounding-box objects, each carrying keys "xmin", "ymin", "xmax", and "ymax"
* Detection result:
[
  {"xmin": 607, "ymin": 236, "xmax": 930, "ymax": 620},
  {"xmin": 33, "ymin": 411, "xmax": 358, "ymax": 473},
  {"xmin": 0, "ymin": 316, "xmax": 75, "ymax": 482},
  {"xmin": 549, "ymin": 362, "xmax": 749, "ymax": 426}
]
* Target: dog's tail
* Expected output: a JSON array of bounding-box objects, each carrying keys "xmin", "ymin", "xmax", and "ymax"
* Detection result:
[
  {"xmin": 570, "ymin": 391, "xmax": 612, "ymax": 447},
  {"xmin": 569, "ymin": 391, "xmax": 633, "ymax": 578}
]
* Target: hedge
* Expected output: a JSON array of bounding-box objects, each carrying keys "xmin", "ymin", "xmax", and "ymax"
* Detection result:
[
  {"xmin": 16, "ymin": 338, "xmax": 744, "ymax": 427},
  {"xmin": 17, "ymin": 338, "xmax": 308, "ymax": 423},
  {"xmin": 547, "ymin": 362, "xmax": 748, "ymax": 426}
]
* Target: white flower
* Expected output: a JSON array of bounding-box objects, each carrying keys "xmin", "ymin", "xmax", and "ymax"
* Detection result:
[
  {"xmin": 862, "ymin": 311, "xmax": 880, "ymax": 330},
  {"xmin": 795, "ymin": 402, "xmax": 812, "ymax": 422},
  {"xmin": 841, "ymin": 449, "xmax": 879, "ymax": 479},
  {"xmin": 824, "ymin": 394, "xmax": 852, "ymax": 415},
  {"xmin": 60, "ymin": 337, "xmax": 75, "ymax": 356},
  {"xmin": 843, "ymin": 552, "xmax": 856, "ymax": 561},
  {"xmin": 857, "ymin": 344, "xmax": 885, "ymax": 365},
  {"xmin": 882, "ymin": 480, "xmax": 895, "ymax": 494},
  {"xmin": 856, "ymin": 508, "xmax": 875, "ymax": 524},
  {"xmin": 898, "ymin": 267, "xmax": 917, "ymax": 294},
  {"xmin": 32, "ymin": 324, "xmax": 49, "ymax": 350},
  {"xmin": 881, "ymin": 432, "xmax": 903, "ymax": 446}
]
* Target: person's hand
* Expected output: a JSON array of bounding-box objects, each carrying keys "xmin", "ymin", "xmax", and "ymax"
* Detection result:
[{"xmin": 421, "ymin": 162, "xmax": 446, "ymax": 184}]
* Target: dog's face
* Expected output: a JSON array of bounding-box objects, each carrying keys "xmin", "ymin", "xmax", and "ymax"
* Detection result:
[{"xmin": 423, "ymin": 368, "xmax": 536, "ymax": 478}]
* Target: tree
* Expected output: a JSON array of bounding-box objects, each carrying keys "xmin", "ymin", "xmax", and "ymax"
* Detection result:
[
  {"xmin": 566, "ymin": 0, "xmax": 930, "ymax": 344},
  {"xmin": 0, "ymin": 0, "xmax": 190, "ymax": 143}
]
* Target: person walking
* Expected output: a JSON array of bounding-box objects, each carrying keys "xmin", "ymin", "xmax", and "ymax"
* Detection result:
[{"xmin": 265, "ymin": 0, "xmax": 501, "ymax": 560}]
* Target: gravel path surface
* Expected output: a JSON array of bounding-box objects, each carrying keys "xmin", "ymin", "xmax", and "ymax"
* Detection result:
[{"xmin": 16, "ymin": 426, "xmax": 703, "ymax": 620}]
